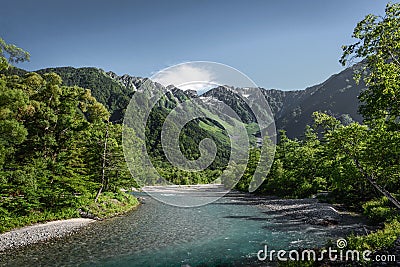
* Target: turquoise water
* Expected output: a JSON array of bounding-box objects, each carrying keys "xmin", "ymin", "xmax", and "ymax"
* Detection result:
[{"xmin": 0, "ymin": 193, "xmax": 358, "ymax": 266}]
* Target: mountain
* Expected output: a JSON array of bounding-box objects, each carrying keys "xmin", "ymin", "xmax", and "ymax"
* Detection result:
[
  {"xmin": 269, "ymin": 64, "xmax": 365, "ymax": 138},
  {"xmin": 202, "ymin": 64, "xmax": 365, "ymax": 138},
  {"xmin": 201, "ymin": 86, "xmax": 257, "ymax": 124},
  {"xmin": 3, "ymin": 63, "xmax": 365, "ymax": 139},
  {"xmin": 1, "ymin": 63, "xmax": 366, "ymax": 185}
]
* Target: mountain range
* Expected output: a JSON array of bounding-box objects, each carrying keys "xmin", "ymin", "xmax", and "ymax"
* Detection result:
[{"xmin": 5, "ymin": 63, "xmax": 365, "ymax": 139}]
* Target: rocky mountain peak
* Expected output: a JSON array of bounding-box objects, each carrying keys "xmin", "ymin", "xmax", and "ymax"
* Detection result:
[{"xmin": 105, "ymin": 71, "xmax": 144, "ymax": 91}]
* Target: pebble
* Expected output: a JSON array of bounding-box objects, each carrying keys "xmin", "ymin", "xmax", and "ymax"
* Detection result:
[{"xmin": 0, "ymin": 218, "xmax": 95, "ymax": 252}]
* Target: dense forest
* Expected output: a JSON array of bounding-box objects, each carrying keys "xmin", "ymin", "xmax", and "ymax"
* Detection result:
[
  {"xmin": 0, "ymin": 1, "xmax": 400, "ymax": 258},
  {"xmin": 0, "ymin": 39, "xmax": 140, "ymax": 232}
]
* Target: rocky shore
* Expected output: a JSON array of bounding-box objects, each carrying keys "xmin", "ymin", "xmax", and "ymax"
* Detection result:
[
  {"xmin": 256, "ymin": 197, "xmax": 361, "ymax": 227},
  {"xmin": 0, "ymin": 218, "xmax": 95, "ymax": 252},
  {"xmin": 223, "ymin": 193, "xmax": 373, "ymax": 237}
]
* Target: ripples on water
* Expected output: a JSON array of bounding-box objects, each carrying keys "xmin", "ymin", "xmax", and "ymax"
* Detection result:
[{"xmin": 0, "ymin": 191, "xmax": 362, "ymax": 267}]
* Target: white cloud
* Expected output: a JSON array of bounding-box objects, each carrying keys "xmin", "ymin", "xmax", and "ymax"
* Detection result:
[{"xmin": 152, "ymin": 64, "xmax": 217, "ymax": 92}]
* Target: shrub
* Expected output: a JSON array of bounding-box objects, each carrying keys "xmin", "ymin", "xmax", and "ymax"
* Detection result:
[
  {"xmin": 348, "ymin": 219, "xmax": 400, "ymax": 251},
  {"xmin": 362, "ymin": 197, "xmax": 397, "ymax": 223}
]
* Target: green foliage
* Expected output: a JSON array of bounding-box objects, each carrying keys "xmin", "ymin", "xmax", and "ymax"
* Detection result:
[
  {"xmin": 141, "ymin": 95, "xmax": 232, "ymax": 184},
  {"xmin": 341, "ymin": 2, "xmax": 400, "ymax": 128},
  {"xmin": 0, "ymin": 207, "xmax": 79, "ymax": 233},
  {"xmin": 0, "ymin": 40, "xmax": 140, "ymax": 232},
  {"xmin": 35, "ymin": 67, "xmax": 134, "ymax": 122},
  {"xmin": 313, "ymin": 111, "xmax": 400, "ymax": 205},
  {"xmin": 0, "ymin": 37, "xmax": 30, "ymax": 71},
  {"xmin": 234, "ymin": 148, "xmax": 260, "ymax": 191},
  {"xmin": 81, "ymin": 192, "xmax": 139, "ymax": 219},
  {"xmin": 348, "ymin": 219, "xmax": 400, "ymax": 252},
  {"xmin": 363, "ymin": 197, "xmax": 397, "ymax": 224},
  {"xmin": 254, "ymin": 128, "xmax": 327, "ymax": 198}
]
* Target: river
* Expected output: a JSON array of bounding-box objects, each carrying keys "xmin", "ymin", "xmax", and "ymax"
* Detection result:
[{"xmin": 0, "ymin": 187, "xmax": 365, "ymax": 266}]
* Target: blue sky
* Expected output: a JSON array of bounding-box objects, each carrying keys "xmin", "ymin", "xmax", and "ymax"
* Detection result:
[{"xmin": 1, "ymin": 0, "xmax": 387, "ymax": 90}]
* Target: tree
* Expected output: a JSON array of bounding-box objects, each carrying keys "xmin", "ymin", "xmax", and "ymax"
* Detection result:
[
  {"xmin": 340, "ymin": 2, "xmax": 400, "ymax": 128},
  {"xmin": 314, "ymin": 111, "xmax": 400, "ymax": 210},
  {"xmin": 255, "ymin": 129, "xmax": 326, "ymax": 198},
  {"xmin": 0, "ymin": 37, "xmax": 30, "ymax": 71},
  {"xmin": 339, "ymin": 2, "xmax": 400, "ymax": 210}
]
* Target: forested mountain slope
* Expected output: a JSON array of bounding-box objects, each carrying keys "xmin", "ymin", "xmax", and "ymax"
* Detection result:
[{"xmin": 4, "ymin": 63, "xmax": 365, "ymax": 139}]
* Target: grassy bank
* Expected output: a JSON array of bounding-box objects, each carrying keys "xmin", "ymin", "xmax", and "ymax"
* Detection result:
[
  {"xmin": 0, "ymin": 192, "xmax": 139, "ymax": 234},
  {"xmin": 80, "ymin": 192, "xmax": 140, "ymax": 219}
]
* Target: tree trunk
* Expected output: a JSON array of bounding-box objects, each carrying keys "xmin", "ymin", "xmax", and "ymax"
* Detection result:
[
  {"xmin": 352, "ymin": 154, "xmax": 400, "ymax": 210},
  {"xmin": 95, "ymin": 123, "xmax": 109, "ymax": 203}
]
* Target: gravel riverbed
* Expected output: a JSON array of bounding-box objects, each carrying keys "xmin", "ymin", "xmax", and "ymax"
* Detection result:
[{"xmin": 0, "ymin": 218, "xmax": 95, "ymax": 252}]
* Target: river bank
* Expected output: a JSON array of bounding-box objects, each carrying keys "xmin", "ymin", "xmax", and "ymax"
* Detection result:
[
  {"xmin": 144, "ymin": 185, "xmax": 368, "ymax": 230},
  {"xmin": 0, "ymin": 192, "xmax": 141, "ymax": 252},
  {"xmin": 240, "ymin": 195, "xmax": 368, "ymax": 228},
  {"xmin": 0, "ymin": 186, "xmax": 377, "ymax": 267},
  {"xmin": 0, "ymin": 218, "xmax": 95, "ymax": 252}
]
